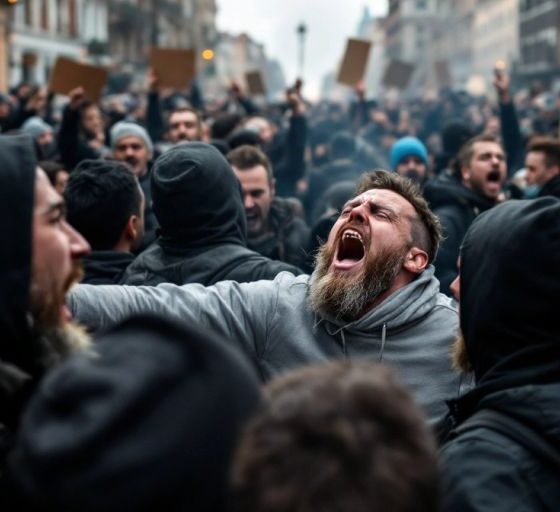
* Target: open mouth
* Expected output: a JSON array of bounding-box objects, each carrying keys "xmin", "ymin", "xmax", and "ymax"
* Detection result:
[
  {"xmin": 334, "ymin": 228, "xmax": 366, "ymax": 271},
  {"xmin": 487, "ymin": 170, "xmax": 502, "ymax": 183}
]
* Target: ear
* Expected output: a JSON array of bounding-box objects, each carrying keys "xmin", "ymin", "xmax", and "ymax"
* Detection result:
[
  {"xmin": 125, "ymin": 215, "xmax": 139, "ymax": 241},
  {"xmin": 403, "ymin": 247, "xmax": 429, "ymax": 274},
  {"xmin": 461, "ymin": 165, "xmax": 470, "ymax": 184},
  {"xmin": 270, "ymin": 178, "xmax": 276, "ymax": 197}
]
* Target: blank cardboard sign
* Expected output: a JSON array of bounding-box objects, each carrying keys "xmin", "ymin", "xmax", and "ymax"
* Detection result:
[
  {"xmin": 149, "ymin": 47, "xmax": 196, "ymax": 89},
  {"xmin": 337, "ymin": 38, "xmax": 372, "ymax": 86},
  {"xmin": 49, "ymin": 57, "xmax": 108, "ymax": 102},
  {"xmin": 245, "ymin": 70, "xmax": 266, "ymax": 96},
  {"xmin": 382, "ymin": 60, "xmax": 415, "ymax": 90},
  {"xmin": 435, "ymin": 60, "xmax": 452, "ymax": 88}
]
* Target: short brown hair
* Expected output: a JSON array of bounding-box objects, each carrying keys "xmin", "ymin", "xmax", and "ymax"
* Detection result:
[
  {"xmin": 231, "ymin": 361, "xmax": 439, "ymax": 512},
  {"xmin": 527, "ymin": 136, "xmax": 560, "ymax": 168},
  {"xmin": 227, "ymin": 145, "xmax": 274, "ymax": 184},
  {"xmin": 457, "ymin": 133, "xmax": 503, "ymax": 173},
  {"xmin": 356, "ymin": 170, "xmax": 442, "ymax": 263},
  {"xmin": 167, "ymin": 107, "xmax": 202, "ymax": 126}
]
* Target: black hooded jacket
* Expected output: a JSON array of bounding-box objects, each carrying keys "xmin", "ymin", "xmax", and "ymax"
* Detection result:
[
  {"xmin": 3, "ymin": 315, "xmax": 261, "ymax": 511},
  {"xmin": 424, "ymin": 175, "xmax": 496, "ymax": 296},
  {"xmin": 122, "ymin": 143, "xmax": 303, "ymax": 286},
  {"xmin": 82, "ymin": 251, "xmax": 135, "ymax": 285},
  {"xmin": 439, "ymin": 198, "xmax": 560, "ymax": 511},
  {"xmin": 0, "ymin": 136, "xmax": 50, "ymax": 471}
]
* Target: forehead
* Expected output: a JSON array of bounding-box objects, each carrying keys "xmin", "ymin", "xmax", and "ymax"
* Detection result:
[
  {"xmin": 233, "ymin": 165, "xmax": 269, "ymax": 188},
  {"xmin": 348, "ymin": 188, "xmax": 416, "ymax": 216},
  {"xmin": 115, "ymin": 135, "xmax": 145, "ymax": 148},
  {"xmin": 170, "ymin": 111, "xmax": 198, "ymax": 123},
  {"xmin": 472, "ymin": 141, "xmax": 504, "ymax": 156},
  {"xmin": 35, "ymin": 168, "xmax": 60, "ymax": 210},
  {"xmin": 526, "ymin": 150, "xmax": 545, "ymax": 164}
]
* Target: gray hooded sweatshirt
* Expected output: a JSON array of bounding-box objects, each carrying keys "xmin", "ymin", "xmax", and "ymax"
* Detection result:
[{"xmin": 69, "ymin": 266, "xmax": 461, "ymax": 423}]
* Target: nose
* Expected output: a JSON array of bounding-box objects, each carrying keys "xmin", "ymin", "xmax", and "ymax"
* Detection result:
[
  {"xmin": 348, "ymin": 203, "xmax": 368, "ymax": 224},
  {"xmin": 244, "ymin": 194, "xmax": 255, "ymax": 209},
  {"xmin": 63, "ymin": 221, "xmax": 91, "ymax": 259}
]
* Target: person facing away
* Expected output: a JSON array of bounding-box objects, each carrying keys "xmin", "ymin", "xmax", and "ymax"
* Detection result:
[
  {"xmin": 69, "ymin": 170, "xmax": 462, "ymax": 423},
  {"xmin": 426, "ymin": 133, "xmax": 507, "ymax": 296},
  {"xmin": 3, "ymin": 315, "xmax": 261, "ymax": 511},
  {"xmin": 121, "ymin": 142, "xmax": 303, "ymax": 286},
  {"xmin": 438, "ymin": 197, "xmax": 560, "ymax": 512},
  {"xmin": 64, "ymin": 160, "xmax": 145, "ymax": 285},
  {"xmin": 231, "ymin": 360, "xmax": 439, "ymax": 512},
  {"xmin": 0, "ymin": 135, "xmax": 90, "ymax": 476}
]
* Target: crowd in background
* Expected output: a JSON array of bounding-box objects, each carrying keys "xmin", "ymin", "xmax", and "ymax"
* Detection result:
[{"xmin": 0, "ymin": 61, "xmax": 559, "ymax": 511}]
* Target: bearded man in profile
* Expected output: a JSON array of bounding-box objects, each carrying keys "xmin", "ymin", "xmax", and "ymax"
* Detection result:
[
  {"xmin": 70, "ymin": 171, "xmax": 462, "ymax": 423},
  {"xmin": 1, "ymin": 135, "xmax": 91, "ymax": 471}
]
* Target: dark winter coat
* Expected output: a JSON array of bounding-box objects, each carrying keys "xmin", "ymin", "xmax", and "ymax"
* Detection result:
[
  {"xmin": 247, "ymin": 197, "xmax": 309, "ymax": 270},
  {"xmin": 439, "ymin": 198, "xmax": 560, "ymax": 512},
  {"xmin": 121, "ymin": 143, "xmax": 303, "ymax": 286},
  {"xmin": 424, "ymin": 175, "xmax": 495, "ymax": 296},
  {"xmin": 539, "ymin": 174, "xmax": 560, "ymax": 199},
  {"xmin": 0, "ymin": 136, "xmax": 50, "ymax": 474},
  {"xmin": 82, "ymin": 251, "xmax": 135, "ymax": 285}
]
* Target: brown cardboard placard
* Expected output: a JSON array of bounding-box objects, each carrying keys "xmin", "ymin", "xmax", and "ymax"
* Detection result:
[
  {"xmin": 149, "ymin": 47, "xmax": 196, "ymax": 89},
  {"xmin": 336, "ymin": 38, "xmax": 372, "ymax": 86},
  {"xmin": 48, "ymin": 57, "xmax": 108, "ymax": 102},
  {"xmin": 434, "ymin": 59, "xmax": 452, "ymax": 88},
  {"xmin": 382, "ymin": 59, "xmax": 415, "ymax": 90},
  {"xmin": 245, "ymin": 70, "xmax": 266, "ymax": 96}
]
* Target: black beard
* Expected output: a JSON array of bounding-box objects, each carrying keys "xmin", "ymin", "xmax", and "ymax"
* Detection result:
[{"xmin": 308, "ymin": 239, "xmax": 409, "ymax": 322}]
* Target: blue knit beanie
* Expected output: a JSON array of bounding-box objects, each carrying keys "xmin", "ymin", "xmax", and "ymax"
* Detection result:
[{"xmin": 389, "ymin": 136, "xmax": 428, "ymax": 170}]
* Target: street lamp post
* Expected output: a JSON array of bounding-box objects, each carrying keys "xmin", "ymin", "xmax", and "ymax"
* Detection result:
[{"xmin": 296, "ymin": 22, "xmax": 307, "ymax": 79}]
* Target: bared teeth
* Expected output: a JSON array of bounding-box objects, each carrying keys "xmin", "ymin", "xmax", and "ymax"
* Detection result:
[{"xmin": 342, "ymin": 229, "xmax": 363, "ymax": 243}]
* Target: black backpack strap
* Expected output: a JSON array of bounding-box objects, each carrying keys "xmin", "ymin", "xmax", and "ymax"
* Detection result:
[{"xmin": 453, "ymin": 409, "xmax": 560, "ymax": 469}]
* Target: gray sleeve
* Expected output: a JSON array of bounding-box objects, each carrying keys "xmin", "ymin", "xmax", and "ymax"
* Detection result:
[{"xmin": 69, "ymin": 281, "xmax": 277, "ymax": 362}]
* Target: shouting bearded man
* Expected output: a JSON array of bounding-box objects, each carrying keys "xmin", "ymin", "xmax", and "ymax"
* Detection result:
[
  {"xmin": 1, "ymin": 135, "xmax": 90, "ymax": 468},
  {"xmin": 69, "ymin": 171, "xmax": 461, "ymax": 422}
]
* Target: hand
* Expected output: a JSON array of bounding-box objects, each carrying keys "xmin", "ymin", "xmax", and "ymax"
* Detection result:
[
  {"xmin": 68, "ymin": 87, "xmax": 86, "ymax": 110},
  {"xmin": 493, "ymin": 68, "xmax": 511, "ymax": 103},
  {"xmin": 355, "ymin": 80, "xmax": 366, "ymax": 99},
  {"xmin": 146, "ymin": 67, "xmax": 159, "ymax": 92},
  {"xmin": 287, "ymin": 89, "xmax": 305, "ymax": 115}
]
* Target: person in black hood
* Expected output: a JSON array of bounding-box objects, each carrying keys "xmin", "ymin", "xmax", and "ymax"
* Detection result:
[
  {"xmin": 425, "ymin": 134, "xmax": 507, "ymax": 296},
  {"xmin": 64, "ymin": 160, "xmax": 145, "ymax": 285},
  {"xmin": 0, "ymin": 135, "xmax": 90, "ymax": 475},
  {"xmin": 121, "ymin": 142, "xmax": 303, "ymax": 286},
  {"xmin": 439, "ymin": 197, "xmax": 560, "ymax": 511},
  {"xmin": 3, "ymin": 315, "xmax": 261, "ymax": 511}
]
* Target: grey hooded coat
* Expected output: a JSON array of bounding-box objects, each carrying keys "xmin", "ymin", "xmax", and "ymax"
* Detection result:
[{"xmin": 69, "ymin": 266, "xmax": 462, "ymax": 423}]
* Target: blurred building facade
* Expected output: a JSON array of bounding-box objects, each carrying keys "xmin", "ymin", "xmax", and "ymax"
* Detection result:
[
  {"xmin": 213, "ymin": 31, "xmax": 286, "ymax": 100},
  {"xmin": 9, "ymin": 0, "xmax": 109, "ymax": 86},
  {"xmin": 518, "ymin": 0, "xmax": 560, "ymax": 85}
]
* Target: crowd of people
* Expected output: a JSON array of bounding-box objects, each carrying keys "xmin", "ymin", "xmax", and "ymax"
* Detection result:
[{"xmin": 0, "ymin": 61, "xmax": 559, "ymax": 511}]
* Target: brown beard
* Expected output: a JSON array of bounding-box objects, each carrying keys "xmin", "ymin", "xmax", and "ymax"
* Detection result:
[
  {"xmin": 28, "ymin": 261, "xmax": 90, "ymax": 369},
  {"xmin": 451, "ymin": 332, "xmax": 472, "ymax": 373},
  {"xmin": 309, "ymin": 238, "xmax": 409, "ymax": 322}
]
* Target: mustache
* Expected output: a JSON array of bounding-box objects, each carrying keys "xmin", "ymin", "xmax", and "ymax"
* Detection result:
[{"xmin": 65, "ymin": 261, "xmax": 84, "ymax": 293}]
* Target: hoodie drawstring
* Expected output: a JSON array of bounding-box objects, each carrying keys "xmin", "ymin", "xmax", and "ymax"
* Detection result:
[{"xmin": 379, "ymin": 323, "xmax": 387, "ymax": 362}]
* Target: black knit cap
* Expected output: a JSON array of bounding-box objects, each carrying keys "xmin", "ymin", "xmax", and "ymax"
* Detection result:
[
  {"xmin": 151, "ymin": 142, "xmax": 247, "ymax": 248},
  {"xmin": 6, "ymin": 315, "xmax": 261, "ymax": 511}
]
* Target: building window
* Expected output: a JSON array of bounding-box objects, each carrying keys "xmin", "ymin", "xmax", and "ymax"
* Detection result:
[
  {"xmin": 69, "ymin": 0, "xmax": 77, "ymax": 37},
  {"xmin": 41, "ymin": 0, "xmax": 49, "ymax": 31},
  {"xmin": 24, "ymin": 0, "xmax": 33, "ymax": 27}
]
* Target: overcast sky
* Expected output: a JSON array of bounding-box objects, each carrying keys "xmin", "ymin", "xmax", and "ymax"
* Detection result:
[{"xmin": 216, "ymin": 1, "xmax": 388, "ymax": 99}]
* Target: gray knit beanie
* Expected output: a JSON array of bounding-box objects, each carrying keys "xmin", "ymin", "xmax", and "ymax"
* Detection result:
[
  {"xmin": 110, "ymin": 121, "xmax": 153, "ymax": 152},
  {"xmin": 21, "ymin": 117, "xmax": 52, "ymax": 140}
]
